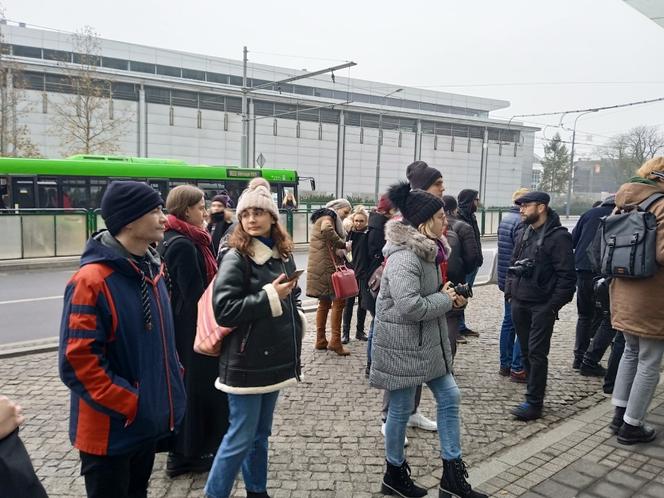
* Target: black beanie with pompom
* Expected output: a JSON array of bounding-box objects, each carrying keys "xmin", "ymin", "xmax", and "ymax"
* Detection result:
[{"xmin": 387, "ymin": 181, "xmax": 445, "ymax": 227}]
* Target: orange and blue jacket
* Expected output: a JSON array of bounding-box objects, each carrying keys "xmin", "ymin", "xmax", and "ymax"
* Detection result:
[{"xmin": 58, "ymin": 234, "xmax": 186, "ymax": 456}]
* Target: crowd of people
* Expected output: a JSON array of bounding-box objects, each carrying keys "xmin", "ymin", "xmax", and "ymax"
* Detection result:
[{"xmin": 4, "ymin": 156, "xmax": 664, "ymax": 498}]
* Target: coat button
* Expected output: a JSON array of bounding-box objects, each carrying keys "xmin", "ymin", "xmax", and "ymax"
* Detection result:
[{"xmin": 264, "ymin": 351, "xmax": 269, "ymax": 355}]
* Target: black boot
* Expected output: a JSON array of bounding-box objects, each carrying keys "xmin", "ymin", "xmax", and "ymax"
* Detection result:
[
  {"xmin": 617, "ymin": 422, "xmax": 657, "ymax": 445},
  {"xmin": 356, "ymin": 330, "xmax": 368, "ymax": 341},
  {"xmin": 166, "ymin": 452, "xmax": 213, "ymax": 478},
  {"xmin": 439, "ymin": 459, "xmax": 487, "ymax": 498},
  {"xmin": 341, "ymin": 329, "xmax": 350, "ymax": 344},
  {"xmin": 247, "ymin": 492, "xmax": 271, "ymax": 498},
  {"xmin": 609, "ymin": 406, "xmax": 625, "ymax": 435},
  {"xmin": 365, "ymin": 361, "xmax": 371, "ymax": 378},
  {"xmin": 381, "ymin": 460, "xmax": 427, "ymax": 497}
]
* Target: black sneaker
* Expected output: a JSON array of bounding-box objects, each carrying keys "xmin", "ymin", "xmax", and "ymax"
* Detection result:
[
  {"xmin": 459, "ymin": 328, "xmax": 480, "ymax": 337},
  {"xmin": 166, "ymin": 453, "xmax": 213, "ymax": 478},
  {"xmin": 572, "ymin": 358, "xmax": 582, "ymax": 370},
  {"xmin": 510, "ymin": 402, "xmax": 542, "ymax": 421},
  {"xmin": 617, "ymin": 423, "xmax": 657, "ymax": 445},
  {"xmin": 580, "ymin": 362, "xmax": 607, "ymax": 377}
]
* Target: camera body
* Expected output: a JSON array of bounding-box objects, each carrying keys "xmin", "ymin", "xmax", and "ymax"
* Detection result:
[
  {"xmin": 507, "ymin": 258, "xmax": 535, "ymax": 278},
  {"xmin": 453, "ymin": 283, "xmax": 473, "ymax": 299}
]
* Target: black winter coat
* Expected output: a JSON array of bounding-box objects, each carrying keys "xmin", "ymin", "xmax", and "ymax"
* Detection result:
[
  {"xmin": 571, "ymin": 197, "xmax": 615, "ymax": 272},
  {"xmin": 159, "ymin": 230, "xmax": 229, "ymax": 458},
  {"xmin": 347, "ymin": 229, "xmax": 370, "ymax": 279},
  {"xmin": 505, "ymin": 209, "xmax": 576, "ymax": 312},
  {"xmin": 208, "ymin": 213, "xmax": 233, "ymax": 256},
  {"xmin": 367, "ymin": 211, "xmax": 389, "ymax": 276},
  {"xmin": 213, "ymin": 239, "xmax": 304, "ymax": 393},
  {"xmin": 445, "ymin": 228, "xmax": 466, "ymax": 285},
  {"xmin": 447, "ymin": 214, "xmax": 483, "ymax": 274},
  {"xmin": 457, "ymin": 189, "xmax": 483, "ymax": 267}
]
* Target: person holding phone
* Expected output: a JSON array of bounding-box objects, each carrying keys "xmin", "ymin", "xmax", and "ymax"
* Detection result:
[
  {"xmin": 205, "ymin": 182, "xmax": 305, "ymax": 498},
  {"xmin": 369, "ymin": 182, "xmax": 486, "ymax": 498}
]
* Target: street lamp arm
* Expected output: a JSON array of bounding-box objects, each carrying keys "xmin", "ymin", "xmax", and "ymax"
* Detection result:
[{"xmin": 248, "ymin": 61, "xmax": 357, "ymax": 92}]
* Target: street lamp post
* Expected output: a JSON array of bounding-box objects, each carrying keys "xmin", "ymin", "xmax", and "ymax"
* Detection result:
[
  {"xmin": 374, "ymin": 88, "xmax": 403, "ymax": 202},
  {"xmin": 564, "ymin": 110, "xmax": 598, "ymax": 217}
]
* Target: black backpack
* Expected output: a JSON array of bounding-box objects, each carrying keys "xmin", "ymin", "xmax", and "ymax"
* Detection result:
[{"xmin": 587, "ymin": 193, "xmax": 664, "ymax": 278}]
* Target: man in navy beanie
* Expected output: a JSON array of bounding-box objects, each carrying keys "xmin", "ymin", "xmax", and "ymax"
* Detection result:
[{"xmin": 59, "ymin": 181, "xmax": 186, "ymax": 498}]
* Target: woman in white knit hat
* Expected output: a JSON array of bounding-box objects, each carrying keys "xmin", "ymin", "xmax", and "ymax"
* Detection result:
[{"xmin": 205, "ymin": 182, "xmax": 305, "ymax": 498}]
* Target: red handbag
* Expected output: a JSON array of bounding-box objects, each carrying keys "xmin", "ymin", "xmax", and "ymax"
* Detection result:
[{"xmin": 328, "ymin": 245, "xmax": 359, "ymax": 299}]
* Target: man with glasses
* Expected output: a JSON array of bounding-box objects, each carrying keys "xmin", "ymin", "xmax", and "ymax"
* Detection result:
[{"xmin": 505, "ymin": 191, "xmax": 576, "ymax": 420}]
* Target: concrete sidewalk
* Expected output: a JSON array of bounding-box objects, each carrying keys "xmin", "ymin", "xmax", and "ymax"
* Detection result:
[{"xmin": 1, "ymin": 285, "xmax": 653, "ymax": 497}]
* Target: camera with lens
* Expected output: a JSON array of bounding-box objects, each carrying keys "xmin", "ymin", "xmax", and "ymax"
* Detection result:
[
  {"xmin": 453, "ymin": 283, "xmax": 473, "ymax": 299},
  {"xmin": 593, "ymin": 276, "xmax": 611, "ymax": 314},
  {"xmin": 507, "ymin": 258, "xmax": 535, "ymax": 278}
]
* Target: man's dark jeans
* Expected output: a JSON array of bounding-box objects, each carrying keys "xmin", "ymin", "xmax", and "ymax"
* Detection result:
[
  {"xmin": 574, "ymin": 271, "xmax": 602, "ymax": 362},
  {"xmin": 80, "ymin": 441, "xmax": 156, "ymax": 498},
  {"xmin": 511, "ymin": 299, "xmax": 557, "ymax": 407}
]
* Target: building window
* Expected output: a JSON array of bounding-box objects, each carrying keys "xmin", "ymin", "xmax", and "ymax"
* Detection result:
[
  {"xmin": 12, "ymin": 45, "xmax": 41, "ymax": 58},
  {"xmin": 169, "ymin": 106, "xmax": 174, "ymax": 126},
  {"xmin": 43, "ymin": 49, "xmax": 71, "ymax": 63},
  {"xmin": 157, "ymin": 65, "xmax": 181, "ymax": 78},
  {"xmin": 207, "ymin": 72, "xmax": 229, "ymax": 84},
  {"xmin": 273, "ymin": 119, "xmax": 278, "ymax": 136},
  {"xmin": 102, "ymin": 57, "xmax": 128, "ymax": 70},
  {"xmin": 197, "ymin": 110, "xmax": 202, "ymax": 129},
  {"xmin": 130, "ymin": 61, "xmax": 156, "ymax": 74},
  {"xmin": 183, "ymin": 68, "xmax": 205, "ymax": 81}
]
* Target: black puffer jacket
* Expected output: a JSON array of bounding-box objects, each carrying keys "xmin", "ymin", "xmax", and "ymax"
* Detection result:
[
  {"xmin": 505, "ymin": 208, "xmax": 576, "ymax": 311},
  {"xmin": 213, "ymin": 239, "xmax": 305, "ymax": 393},
  {"xmin": 447, "ymin": 214, "xmax": 482, "ymax": 274},
  {"xmin": 457, "ymin": 189, "xmax": 483, "ymax": 268}
]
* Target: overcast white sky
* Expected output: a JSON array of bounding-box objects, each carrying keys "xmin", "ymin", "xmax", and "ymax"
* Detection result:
[{"xmin": 4, "ymin": 0, "xmax": 664, "ymax": 157}]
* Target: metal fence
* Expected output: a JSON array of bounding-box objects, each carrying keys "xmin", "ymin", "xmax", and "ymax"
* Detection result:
[{"xmin": 0, "ymin": 207, "xmax": 510, "ymax": 260}]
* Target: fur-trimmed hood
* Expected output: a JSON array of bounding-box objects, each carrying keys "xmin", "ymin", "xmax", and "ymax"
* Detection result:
[{"xmin": 383, "ymin": 219, "xmax": 450, "ymax": 263}]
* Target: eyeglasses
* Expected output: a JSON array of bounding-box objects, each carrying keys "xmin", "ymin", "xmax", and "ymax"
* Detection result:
[{"xmin": 240, "ymin": 208, "xmax": 268, "ymax": 219}]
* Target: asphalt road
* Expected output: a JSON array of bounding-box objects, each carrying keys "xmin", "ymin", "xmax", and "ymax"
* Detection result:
[{"xmin": 0, "ymin": 252, "xmax": 309, "ymax": 345}]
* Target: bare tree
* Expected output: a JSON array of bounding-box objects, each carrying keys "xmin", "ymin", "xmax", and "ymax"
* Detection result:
[
  {"xmin": 50, "ymin": 26, "xmax": 132, "ymax": 155},
  {"xmin": 0, "ymin": 7, "xmax": 40, "ymax": 157},
  {"xmin": 602, "ymin": 125, "xmax": 664, "ymax": 183}
]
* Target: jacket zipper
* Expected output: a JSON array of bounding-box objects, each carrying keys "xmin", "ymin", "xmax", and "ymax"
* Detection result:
[
  {"xmin": 281, "ymin": 261, "xmax": 301, "ymax": 381},
  {"xmin": 240, "ymin": 323, "xmax": 253, "ymax": 353},
  {"xmin": 152, "ymin": 279, "xmax": 175, "ymax": 431}
]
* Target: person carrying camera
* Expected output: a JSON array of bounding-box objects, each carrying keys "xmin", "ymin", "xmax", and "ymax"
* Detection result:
[{"xmin": 505, "ymin": 191, "xmax": 576, "ymax": 421}]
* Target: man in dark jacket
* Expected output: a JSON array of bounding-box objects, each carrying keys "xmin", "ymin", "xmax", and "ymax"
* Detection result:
[
  {"xmin": 456, "ymin": 189, "xmax": 483, "ymax": 336},
  {"xmin": 497, "ymin": 188, "xmax": 529, "ymax": 383},
  {"xmin": 208, "ymin": 193, "xmax": 233, "ymax": 255},
  {"xmin": 571, "ymin": 195, "xmax": 617, "ymax": 376},
  {"xmin": 59, "ymin": 181, "xmax": 186, "ymax": 497},
  {"xmin": 506, "ymin": 191, "xmax": 576, "ymax": 420}
]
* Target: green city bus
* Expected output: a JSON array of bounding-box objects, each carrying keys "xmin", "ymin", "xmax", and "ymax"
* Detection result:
[{"xmin": 0, "ymin": 155, "xmax": 314, "ymax": 210}]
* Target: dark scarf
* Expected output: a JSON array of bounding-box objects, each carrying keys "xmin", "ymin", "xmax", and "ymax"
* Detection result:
[
  {"xmin": 256, "ymin": 236, "xmax": 275, "ymax": 249},
  {"xmin": 165, "ymin": 214, "xmax": 218, "ymax": 284}
]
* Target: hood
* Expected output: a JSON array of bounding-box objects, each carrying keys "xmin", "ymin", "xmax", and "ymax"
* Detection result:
[
  {"xmin": 310, "ymin": 207, "xmax": 337, "ymax": 224},
  {"xmin": 600, "ymin": 195, "xmax": 616, "ymax": 208},
  {"xmin": 80, "ymin": 230, "xmax": 161, "ymax": 277},
  {"xmin": 383, "ymin": 220, "xmax": 437, "ymax": 263},
  {"xmin": 368, "ymin": 211, "xmax": 389, "ymax": 230},
  {"xmin": 458, "ymin": 189, "xmax": 478, "ymax": 210},
  {"xmin": 538, "ymin": 208, "xmax": 564, "ymax": 238},
  {"xmin": 615, "ymin": 181, "xmax": 664, "ymax": 209}
]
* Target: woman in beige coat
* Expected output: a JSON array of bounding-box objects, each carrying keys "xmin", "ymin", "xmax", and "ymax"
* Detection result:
[
  {"xmin": 609, "ymin": 156, "xmax": 664, "ymax": 445},
  {"xmin": 306, "ymin": 198, "xmax": 352, "ymax": 355}
]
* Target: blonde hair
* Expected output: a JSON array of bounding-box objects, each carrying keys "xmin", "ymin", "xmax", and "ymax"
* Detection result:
[
  {"xmin": 165, "ymin": 185, "xmax": 204, "ymax": 219},
  {"xmin": 636, "ymin": 157, "xmax": 664, "ymax": 179},
  {"xmin": 352, "ymin": 205, "xmax": 369, "ymax": 221},
  {"xmin": 417, "ymin": 212, "xmax": 445, "ymax": 240},
  {"xmin": 512, "ymin": 187, "xmax": 530, "ymax": 204}
]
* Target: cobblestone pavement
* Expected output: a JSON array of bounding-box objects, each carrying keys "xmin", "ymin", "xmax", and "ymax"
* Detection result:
[
  {"xmin": 480, "ymin": 388, "xmax": 664, "ymax": 498},
  {"xmin": 0, "ymin": 285, "xmax": 613, "ymax": 497}
]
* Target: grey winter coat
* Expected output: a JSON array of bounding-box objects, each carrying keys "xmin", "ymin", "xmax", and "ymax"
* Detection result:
[{"xmin": 369, "ymin": 220, "xmax": 455, "ymax": 391}]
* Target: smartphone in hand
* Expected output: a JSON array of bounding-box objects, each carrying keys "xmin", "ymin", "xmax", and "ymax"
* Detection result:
[{"xmin": 286, "ymin": 269, "xmax": 305, "ymax": 282}]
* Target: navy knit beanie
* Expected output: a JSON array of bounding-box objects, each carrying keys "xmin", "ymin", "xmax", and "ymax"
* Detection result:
[{"xmin": 101, "ymin": 181, "xmax": 164, "ymax": 235}]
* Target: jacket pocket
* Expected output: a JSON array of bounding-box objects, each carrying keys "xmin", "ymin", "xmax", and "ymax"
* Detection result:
[{"xmin": 239, "ymin": 323, "xmax": 254, "ymax": 354}]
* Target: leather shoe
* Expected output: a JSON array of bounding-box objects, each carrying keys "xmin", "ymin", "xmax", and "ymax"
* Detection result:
[
  {"xmin": 617, "ymin": 422, "xmax": 657, "ymax": 445},
  {"xmin": 355, "ymin": 331, "xmax": 368, "ymax": 341},
  {"xmin": 510, "ymin": 370, "xmax": 527, "ymax": 383},
  {"xmin": 499, "ymin": 367, "xmax": 510, "ymax": 377},
  {"xmin": 511, "ymin": 402, "xmax": 542, "ymax": 421},
  {"xmin": 341, "ymin": 331, "xmax": 350, "ymax": 344},
  {"xmin": 166, "ymin": 453, "xmax": 213, "ymax": 478},
  {"xmin": 459, "ymin": 327, "xmax": 480, "ymax": 337},
  {"xmin": 580, "ymin": 362, "xmax": 607, "ymax": 377}
]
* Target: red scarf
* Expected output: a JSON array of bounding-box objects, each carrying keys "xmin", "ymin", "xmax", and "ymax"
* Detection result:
[{"xmin": 165, "ymin": 215, "xmax": 218, "ymax": 285}]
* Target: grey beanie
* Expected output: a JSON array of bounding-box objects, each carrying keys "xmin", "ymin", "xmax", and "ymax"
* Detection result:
[{"xmin": 325, "ymin": 198, "xmax": 351, "ymax": 212}]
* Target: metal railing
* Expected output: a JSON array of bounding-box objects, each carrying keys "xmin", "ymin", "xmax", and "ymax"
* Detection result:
[{"xmin": 0, "ymin": 207, "xmax": 509, "ymax": 260}]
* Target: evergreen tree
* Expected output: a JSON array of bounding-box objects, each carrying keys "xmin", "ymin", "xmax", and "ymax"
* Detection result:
[{"xmin": 540, "ymin": 133, "xmax": 570, "ymax": 193}]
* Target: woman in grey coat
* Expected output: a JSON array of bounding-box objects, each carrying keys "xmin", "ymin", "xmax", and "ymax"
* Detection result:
[{"xmin": 370, "ymin": 182, "xmax": 486, "ymax": 498}]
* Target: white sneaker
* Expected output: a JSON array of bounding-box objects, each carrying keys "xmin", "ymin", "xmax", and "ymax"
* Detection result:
[
  {"xmin": 407, "ymin": 411, "xmax": 437, "ymax": 431},
  {"xmin": 381, "ymin": 422, "xmax": 409, "ymax": 447}
]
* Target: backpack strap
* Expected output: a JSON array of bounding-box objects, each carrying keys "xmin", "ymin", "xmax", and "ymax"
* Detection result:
[{"xmin": 638, "ymin": 192, "xmax": 664, "ymax": 212}]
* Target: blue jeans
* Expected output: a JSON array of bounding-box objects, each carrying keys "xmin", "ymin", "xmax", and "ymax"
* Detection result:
[
  {"xmin": 459, "ymin": 268, "xmax": 478, "ymax": 331},
  {"xmin": 367, "ymin": 318, "xmax": 375, "ymax": 364},
  {"xmin": 205, "ymin": 391, "xmax": 279, "ymax": 498},
  {"xmin": 385, "ymin": 374, "xmax": 461, "ymax": 465},
  {"xmin": 499, "ymin": 299, "xmax": 523, "ymax": 371}
]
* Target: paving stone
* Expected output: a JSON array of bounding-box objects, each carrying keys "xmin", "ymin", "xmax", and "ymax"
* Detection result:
[
  {"xmin": 588, "ymin": 481, "xmax": 637, "ymax": 498},
  {"xmin": 641, "ymin": 481, "xmax": 664, "ymax": 498},
  {"xmin": 531, "ymin": 479, "xmax": 578, "ymax": 498},
  {"xmin": 550, "ymin": 467, "xmax": 597, "ymax": 488}
]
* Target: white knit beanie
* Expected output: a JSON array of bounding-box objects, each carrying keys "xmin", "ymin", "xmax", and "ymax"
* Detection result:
[
  {"xmin": 325, "ymin": 198, "xmax": 351, "ymax": 212},
  {"xmin": 235, "ymin": 185, "xmax": 280, "ymax": 220}
]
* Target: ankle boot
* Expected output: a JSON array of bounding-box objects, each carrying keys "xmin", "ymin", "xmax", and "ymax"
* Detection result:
[
  {"xmin": 315, "ymin": 299, "xmax": 331, "ymax": 350},
  {"xmin": 341, "ymin": 328, "xmax": 350, "ymax": 344},
  {"xmin": 328, "ymin": 299, "xmax": 350, "ymax": 355},
  {"xmin": 381, "ymin": 460, "xmax": 427, "ymax": 497},
  {"xmin": 246, "ymin": 492, "xmax": 270, "ymax": 498},
  {"xmin": 609, "ymin": 406, "xmax": 625, "ymax": 435},
  {"xmin": 617, "ymin": 422, "xmax": 657, "ymax": 445},
  {"xmin": 439, "ymin": 459, "xmax": 487, "ymax": 498}
]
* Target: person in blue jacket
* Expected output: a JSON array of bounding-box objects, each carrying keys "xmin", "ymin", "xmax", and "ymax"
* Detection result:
[
  {"xmin": 497, "ymin": 188, "xmax": 529, "ymax": 383},
  {"xmin": 59, "ymin": 181, "xmax": 186, "ymax": 498}
]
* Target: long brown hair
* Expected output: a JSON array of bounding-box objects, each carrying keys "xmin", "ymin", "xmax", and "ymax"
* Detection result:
[
  {"xmin": 228, "ymin": 217, "xmax": 294, "ymax": 258},
  {"xmin": 165, "ymin": 185, "xmax": 204, "ymax": 219}
]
